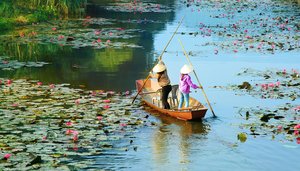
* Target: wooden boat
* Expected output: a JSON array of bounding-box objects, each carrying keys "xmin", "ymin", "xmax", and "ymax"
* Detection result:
[{"xmin": 136, "ymin": 79, "xmax": 208, "ymax": 121}]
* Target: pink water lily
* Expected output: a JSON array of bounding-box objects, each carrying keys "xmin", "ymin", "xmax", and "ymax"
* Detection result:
[
  {"xmin": 6, "ymin": 79, "xmax": 12, "ymax": 85},
  {"xmin": 66, "ymin": 129, "xmax": 73, "ymax": 135},
  {"xmin": 97, "ymin": 38, "xmax": 101, "ymax": 43},
  {"xmin": 297, "ymin": 137, "xmax": 300, "ymax": 144},
  {"xmin": 42, "ymin": 136, "xmax": 47, "ymax": 140},
  {"xmin": 97, "ymin": 116, "xmax": 103, "ymax": 121},
  {"xmin": 294, "ymin": 124, "xmax": 300, "ymax": 130},
  {"xmin": 94, "ymin": 30, "xmax": 101, "ymax": 35},
  {"xmin": 73, "ymin": 135, "xmax": 78, "ymax": 142},
  {"xmin": 106, "ymin": 40, "xmax": 111, "ymax": 44},
  {"xmin": 52, "ymin": 27, "xmax": 57, "ymax": 31},
  {"xmin": 66, "ymin": 121, "xmax": 73, "ymax": 126},
  {"xmin": 120, "ymin": 123, "xmax": 127, "ymax": 127},
  {"xmin": 3, "ymin": 154, "xmax": 11, "ymax": 160},
  {"xmin": 277, "ymin": 125, "xmax": 283, "ymax": 131},
  {"xmin": 282, "ymin": 69, "xmax": 286, "ymax": 74},
  {"xmin": 125, "ymin": 91, "xmax": 130, "ymax": 95},
  {"xmin": 103, "ymin": 99, "xmax": 111, "ymax": 103},
  {"xmin": 294, "ymin": 130, "xmax": 299, "ymax": 136},
  {"xmin": 103, "ymin": 105, "xmax": 110, "ymax": 109},
  {"xmin": 49, "ymin": 84, "xmax": 55, "ymax": 89},
  {"xmin": 75, "ymin": 99, "xmax": 81, "ymax": 105},
  {"xmin": 2, "ymin": 60, "xmax": 9, "ymax": 64},
  {"xmin": 12, "ymin": 103, "xmax": 19, "ymax": 107},
  {"xmin": 37, "ymin": 82, "xmax": 43, "ymax": 86}
]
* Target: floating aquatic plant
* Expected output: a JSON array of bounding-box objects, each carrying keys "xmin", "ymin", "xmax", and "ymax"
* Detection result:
[
  {"xmin": 0, "ymin": 56, "xmax": 49, "ymax": 71},
  {"xmin": 0, "ymin": 78, "xmax": 153, "ymax": 170}
]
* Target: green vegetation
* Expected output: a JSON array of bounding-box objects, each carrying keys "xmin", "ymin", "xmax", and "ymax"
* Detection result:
[{"xmin": 0, "ymin": 0, "xmax": 87, "ymax": 31}]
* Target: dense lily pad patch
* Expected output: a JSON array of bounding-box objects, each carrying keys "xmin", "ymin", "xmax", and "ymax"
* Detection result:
[
  {"xmin": 0, "ymin": 78, "xmax": 154, "ymax": 170},
  {"xmin": 214, "ymin": 68, "xmax": 300, "ymax": 144},
  {"xmin": 0, "ymin": 56, "xmax": 49, "ymax": 71},
  {"xmin": 0, "ymin": 18, "xmax": 143, "ymax": 49},
  {"xmin": 179, "ymin": 0, "xmax": 300, "ymax": 54},
  {"xmin": 222, "ymin": 68, "xmax": 300, "ymax": 100},
  {"xmin": 238, "ymin": 104, "xmax": 300, "ymax": 144},
  {"xmin": 105, "ymin": 1, "xmax": 172, "ymax": 13}
]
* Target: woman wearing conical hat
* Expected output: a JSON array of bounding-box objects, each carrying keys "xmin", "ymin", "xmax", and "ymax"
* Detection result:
[
  {"xmin": 150, "ymin": 60, "xmax": 172, "ymax": 109},
  {"xmin": 178, "ymin": 64, "xmax": 199, "ymax": 109}
]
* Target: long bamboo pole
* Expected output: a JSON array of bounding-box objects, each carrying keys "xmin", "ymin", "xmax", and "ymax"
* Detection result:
[
  {"xmin": 178, "ymin": 38, "xmax": 216, "ymax": 117},
  {"xmin": 131, "ymin": 16, "xmax": 185, "ymax": 104}
]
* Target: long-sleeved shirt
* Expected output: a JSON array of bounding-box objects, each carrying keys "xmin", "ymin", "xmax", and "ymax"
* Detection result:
[
  {"xmin": 179, "ymin": 74, "xmax": 198, "ymax": 94},
  {"xmin": 150, "ymin": 70, "xmax": 170, "ymax": 87}
]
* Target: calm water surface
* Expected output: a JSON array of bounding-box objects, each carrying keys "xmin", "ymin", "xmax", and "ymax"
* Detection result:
[{"xmin": 1, "ymin": 0, "xmax": 300, "ymax": 170}]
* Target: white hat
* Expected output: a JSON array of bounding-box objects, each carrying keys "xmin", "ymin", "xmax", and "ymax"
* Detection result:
[
  {"xmin": 180, "ymin": 64, "xmax": 193, "ymax": 74},
  {"xmin": 153, "ymin": 63, "xmax": 166, "ymax": 73}
]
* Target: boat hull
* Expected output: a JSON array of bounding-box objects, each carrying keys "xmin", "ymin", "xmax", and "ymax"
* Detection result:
[{"xmin": 136, "ymin": 79, "xmax": 207, "ymax": 121}]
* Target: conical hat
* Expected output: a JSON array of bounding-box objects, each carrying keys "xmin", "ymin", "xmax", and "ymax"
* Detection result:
[
  {"xmin": 180, "ymin": 64, "xmax": 193, "ymax": 74},
  {"xmin": 153, "ymin": 63, "xmax": 166, "ymax": 73}
]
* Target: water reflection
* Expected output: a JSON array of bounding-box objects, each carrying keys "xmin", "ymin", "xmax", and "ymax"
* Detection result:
[
  {"xmin": 0, "ymin": 0, "xmax": 177, "ymax": 91},
  {"xmin": 147, "ymin": 108, "xmax": 210, "ymax": 166}
]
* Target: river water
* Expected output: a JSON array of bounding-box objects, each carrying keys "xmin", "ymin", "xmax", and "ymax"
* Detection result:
[{"xmin": 1, "ymin": 0, "xmax": 300, "ymax": 171}]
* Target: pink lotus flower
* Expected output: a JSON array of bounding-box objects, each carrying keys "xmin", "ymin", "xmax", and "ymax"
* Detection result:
[
  {"xmin": 103, "ymin": 105, "xmax": 110, "ymax": 109},
  {"xmin": 294, "ymin": 130, "xmax": 299, "ymax": 136},
  {"xmin": 52, "ymin": 27, "xmax": 57, "ymax": 31},
  {"xmin": 42, "ymin": 136, "xmax": 47, "ymax": 140},
  {"xmin": 271, "ymin": 43, "xmax": 275, "ymax": 49},
  {"xmin": 233, "ymin": 49, "xmax": 238, "ymax": 53},
  {"xmin": 6, "ymin": 79, "xmax": 12, "ymax": 85},
  {"xmin": 72, "ymin": 130, "xmax": 79, "ymax": 135},
  {"xmin": 125, "ymin": 91, "xmax": 130, "ymax": 95},
  {"xmin": 97, "ymin": 38, "xmax": 101, "ymax": 43},
  {"xmin": 120, "ymin": 123, "xmax": 127, "ymax": 127},
  {"xmin": 75, "ymin": 99, "xmax": 81, "ymax": 105},
  {"xmin": 95, "ymin": 30, "xmax": 101, "ymax": 35},
  {"xmin": 106, "ymin": 40, "xmax": 111, "ymax": 44},
  {"xmin": 268, "ymin": 83, "xmax": 274, "ymax": 88},
  {"xmin": 2, "ymin": 60, "xmax": 9, "ymax": 64},
  {"xmin": 103, "ymin": 99, "xmax": 111, "ymax": 103},
  {"xmin": 37, "ymin": 82, "xmax": 43, "ymax": 86},
  {"xmin": 12, "ymin": 103, "xmax": 19, "ymax": 107},
  {"xmin": 107, "ymin": 91, "xmax": 115, "ymax": 94},
  {"xmin": 90, "ymin": 91, "xmax": 97, "ymax": 96},
  {"xmin": 58, "ymin": 35, "xmax": 64, "ymax": 40},
  {"xmin": 49, "ymin": 84, "xmax": 55, "ymax": 89},
  {"xmin": 277, "ymin": 125, "xmax": 283, "ymax": 131},
  {"xmin": 282, "ymin": 69, "xmax": 286, "ymax": 74},
  {"xmin": 73, "ymin": 135, "xmax": 78, "ymax": 142},
  {"xmin": 109, "ymin": 32, "xmax": 113, "ymax": 36},
  {"xmin": 66, "ymin": 121, "xmax": 73, "ymax": 126},
  {"xmin": 3, "ymin": 154, "xmax": 11, "ymax": 160},
  {"xmin": 66, "ymin": 129, "xmax": 73, "ymax": 135},
  {"xmin": 294, "ymin": 124, "xmax": 300, "ymax": 130},
  {"xmin": 97, "ymin": 116, "xmax": 103, "ymax": 121},
  {"xmin": 275, "ymin": 81, "xmax": 280, "ymax": 87}
]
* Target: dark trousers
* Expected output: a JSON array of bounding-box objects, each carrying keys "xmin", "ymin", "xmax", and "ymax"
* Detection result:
[{"xmin": 161, "ymin": 85, "xmax": 172, "ymax": 109}]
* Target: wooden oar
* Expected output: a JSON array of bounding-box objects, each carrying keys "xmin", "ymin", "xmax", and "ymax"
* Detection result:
[
  {"xmin": 131, "ymin": 16, "xmax": 185, "ymax": 104},
  {"xmin": 178, "ymin": 38, "xmax": 216, "ymax": 117}
]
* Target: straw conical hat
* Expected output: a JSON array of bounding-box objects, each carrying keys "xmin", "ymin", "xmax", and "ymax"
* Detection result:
[
  {"xmin": 153, "ymin": 63, "xmax": 166, "ymax": 73},
  {"xmin": 180, "ymin": 64, "xmax": 193, "ymax": 74}
]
